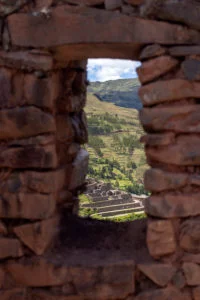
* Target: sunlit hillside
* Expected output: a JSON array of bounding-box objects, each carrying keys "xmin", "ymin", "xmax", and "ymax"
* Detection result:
[{"xmin": 84, "ymin": 93, "xmax": 148, "ymax": 194}]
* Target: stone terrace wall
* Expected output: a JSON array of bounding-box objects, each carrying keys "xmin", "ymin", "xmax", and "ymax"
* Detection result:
[
  {"xmin": 0, "ymin": 0, "xmax": 200, "ymax": 299},
  {"xmin": 81, "ymin": 178, "xmax": 145, "ymax": 218}
]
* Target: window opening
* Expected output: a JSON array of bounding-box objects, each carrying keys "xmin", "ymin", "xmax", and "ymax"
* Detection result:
[{"xmin": 78, "ymin": 59, "xmax": 148, "ymax": 222}]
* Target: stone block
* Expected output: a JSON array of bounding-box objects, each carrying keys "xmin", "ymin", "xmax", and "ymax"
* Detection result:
[
  {"xmin": 193, "ymin": 286, "xmax": 200, "ymax": 300},
  {"xmin": 59, "ymin": 93, "xmax": 86, "ymax": 113},
  {"xmin": 70, "ymin": 261, "xmax": 135, "ymax": 298},
  {"xmin": 146, "ymin": 135, "xmax": 200, "ymax": 166},
  {"xmin": 140, "ymin": 133, "xmax": 175, "ymax": 146},
  {"xmin": 6, "ymin": 258, "xmax": 68, "ymax": 287},
  {"xmin": 137, "ymin": 55, "xmax": 179, "ymax": 84},
  {"xmin": 77, "ymin": 283, "xmax": 134, "ymax": 299},
  {"xmin": 144, "ymin": 169, "xmax": 188, "ymax": 192},
  {"xmin": 124, "ymin": 0, "xmax": 144, "ymax": 5},
  {"xmin": 0, "ymin": 221, "xmax": 7, "ymax": 235},
  {"xmin": 7, "ymin": 6, "xmax": 200, "ymax": 49},
  {"xmin": 105, "ymin": 0, "xmax": 122, "ymax": 10},
  {"xmin": 0, "ymin": 268, "xmax": 4, "ymax": 289},
  {"xmin": 170, "ymin": 46, "xmax": 200, "ymax": 57},
  {"xmin": 0, "ymin": 0, "xmax": 28, "ymax": 16},
  {"xmin": 14, "ymin": 217, "xmax": 59, "ymax": 255},
  {"xmin": 0, "ymin": 169, "xmax": 66, "ymax": 194},
  {"xmin": 180, "ymin": 219, "xmax": 200, "ymax": 253},
  {"xmin": 34, "ymin": 0, "xmax": 53, "ymax": 9},
  {"xmin": 140, "ymin": 105, "xmax": 200, "ymax": 133},
  {"xmin": 0, "ymin": 50, "xmax": 54, "ymax": 71},
  {"xmin": 0, "ymin": 288, "xmax": 26, "ymax": 300},
  {"xmin": 145, "ymin": 192, "xmax": 200, "ymax": 218},
  {"xmin": 56, "ymin": 114, "xmax": 74, "ymax": 143},
  {"xmin": 0, "ymin": 238, "xmax": 23, "ymax": 259},
  {"xmin": 135, "ymin": 286, "xmax": 191, "ymax": 300},
  {"xmin": 138, "ymin": 263, "xmax": 176, "ymax": 287},
  {"xmin": 182, "ymin": 253, "xmax": 200, "ymax": 264},
  {"xmin": 0, "ymin": 68, "xmax": 13, "ymax": 108},
  {"xmin": 68, "ymin": 149, "xmax": 89, "ymax": 190},
  {"xmin": 65, "ymin": 0, "xmax": 104, "ymax": 5},
  {"xmin": 172, "ymin": 270, "xmax": 186, "ymax": 290},
  {"xmin": 72, "ymin": 111, "xmax": 88, "ymax": 144},
  {"xmin": 139, "ymin": 80, "xmax": 200, "ymax": 106},
  {"xmin": 0, "ymin": 192, "xmax": 55, "ymax": 219},
  {"xmin": 24, "ymin": 73, "xmax": 60, "ymax": 111},
  {"xmin": 182, "ymin": 59, "xmax": 200, "ymax": 81},
  {"xmin": 0, "ymin": 135, "xmax": 57, "ymax": 169},
  {"xmin": 141, "ymin": 0, "xmax": 200, "ymax": 31},
  {"xmin": 183, "ymin": 263, "xmax": 200, "ymax": 286},
  {"xmin": 22, "ymin": 169, "xmax": 66, "ymax": 194},
  {"xmin": 140, "ymin": 44, "xmax": 167, "ymax": 60},
  {"xmin": 0, "ymin": 107, "xmax": 55, "ymax": 140},
  {"xmin": 29, "ymin": 290, "xmax": 81, "ymax": 300},
  {"xmin": 147, "ymin": 220, "xmax": 176, "ymax": 258}
]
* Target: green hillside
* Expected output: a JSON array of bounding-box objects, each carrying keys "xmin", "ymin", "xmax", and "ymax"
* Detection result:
[
  {"xmin": 87, "ymin": 78, "xmax": 142, "ymax": 110},
  {"xmin": 84, "ymin": 93, "xmax": 148, "ymax": 195}
]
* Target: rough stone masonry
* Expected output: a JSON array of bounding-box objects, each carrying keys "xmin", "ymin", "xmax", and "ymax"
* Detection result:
[{"xmin": 0, "ymin": 0, "xmax": 200, "ymax": 299}]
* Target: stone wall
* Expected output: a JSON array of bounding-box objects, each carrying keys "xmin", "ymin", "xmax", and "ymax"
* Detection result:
[{"xmin": 0, "ymin": 0, "xmax": 200, "ymax": 299}]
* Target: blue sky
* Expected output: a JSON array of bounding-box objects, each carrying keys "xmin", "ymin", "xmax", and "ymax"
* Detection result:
[{"xmin": 87, "ymin": 59, "xmax": 141, "ymax": 82}]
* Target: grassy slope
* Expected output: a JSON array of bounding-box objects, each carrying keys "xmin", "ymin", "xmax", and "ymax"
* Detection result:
[{"xmin": 85, "ymin": 93, "xmax": 148, "ymax": 192}]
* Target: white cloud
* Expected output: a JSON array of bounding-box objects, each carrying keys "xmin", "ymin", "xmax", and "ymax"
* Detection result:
[{"xmin": 87, "ymin": 59, "xmax": 141, "ymax": 82}]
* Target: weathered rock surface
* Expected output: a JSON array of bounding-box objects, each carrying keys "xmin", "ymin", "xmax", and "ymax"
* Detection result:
[
  {"xmin": 0, "ymin": 135, "xmax": 57, "ymax": 169},
  {"xmin": 140, "ymin": 44, "xmax": 167, "ymax": 60},
  {"xmin": 146, "ymin": 135, "xmax": 200, "ymax": 166},
  {"xmin": 141, "ymin": 0, "xmax": 200, "ymax": 31},
  {"xmin": 147, "ymin": 220, "xmax": 176, "ymax": 258},
  {"xmin": 183, "ymin": 263, "xmax": 200, "ymax": 286},
  {"xmin": 0, "ymin": 0, "xmax": 28, "ymax": 16},
  {"xmin": 139, "ymin": 80, "xmax": 200, "ymax": 106},
  {"xmin": 140, "ymin": 106, "xmax": 200, "ymax": 133},
  {"xmin": 145, "ymin": 192, "xmax": 200, "ymax": 218},
  {"xmin": 14, "ymin": 217, "xmax": 59, "ymax": 255},
  {"xmin": 193, "ymin": 286, "xmax": 200, "ymax": 300},
  {"xmin": 137, "ymin": 55, "xmax": 179, "ymax": 84},
  {"xmin": 0, "ymin": 193, "xmax": 55, "ymax": 219},
  {"xmin": 138, "ymin": 263, "xmax": 176, "ymax": 287},
  {"xmin": 140, "ymin": 133, "xmax": 175, "ymax": 146},
  {"xmin": 24, "ymin": 73, "xmax": 60, "ymax": 111},
  {"xmin": 0, "ymin": 288, "xmax": 26, "ymax": 300},
  {"xmin": 0, "ymin": 238, "xmax": 23, "ymax": 259},
  {"xmin": 7, "ymin": 5, "xmax": 200, "ymax": 51},
  {"xmin": 68, "ymin": 149, "xmax": 89, "ymax": 190},
  {"xmin": 0, "ymin": 107, "xmax": 55, "ymax": 140},
  {"xmin": 0, "ymin": 50, "xmax": 54, "ymax": 71},
  {"xmin": 144, "ymin": 169, "xmax": 188, "ymax": 192},
  {"xmin": 170, "ymin": 46, "xmax": 200, "ymax": 57},
  {"xmin": 6, "ymin": 256, "xmax": 135, "ymax": 294},
  {"xmin": 135, "ymin": 286, "xmax": 191, "ymax": 300},
  {"xmin": 182, "ymin": 59, "xmax": 200, "ymax": 81},
  {"xmin": 180, "ymin": 219, "xmax": 200, "ymax": 253},
  {"xmin": 0, "ymin": 221, "xmax": 7, "ymax": 235}
]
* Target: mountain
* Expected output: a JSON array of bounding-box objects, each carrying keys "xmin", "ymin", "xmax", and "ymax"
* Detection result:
[{"xmin": 87, "ymin": 78, "xmax": 142, "ymax": 110}]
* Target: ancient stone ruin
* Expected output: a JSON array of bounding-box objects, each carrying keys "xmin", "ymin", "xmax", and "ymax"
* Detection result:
[
  {"xmin": 81, "ymin": 178, "xmax": 145, "ymax": 218},
  {"xmin": 1, "ymin": 0, "xmax": 200, "ymax": 299}
]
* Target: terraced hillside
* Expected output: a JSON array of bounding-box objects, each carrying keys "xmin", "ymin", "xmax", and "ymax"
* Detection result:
[
  {"xmin": 84, "ymin": 93, "xmax": 148, "ymax": 195},
  {"xmin": 79, "ymin": 179, "xmax": 146, "ymax": 220},
  {"xmin": 87, "ymin": 78, "xmax": 141, "ymax": 110}
]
